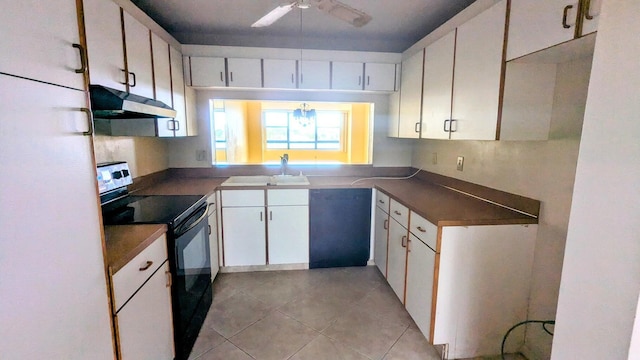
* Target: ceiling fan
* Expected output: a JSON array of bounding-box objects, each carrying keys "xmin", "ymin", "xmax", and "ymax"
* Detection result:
[{"xmin": 251, "ymin": 0, "xmax": 372, "ymax": 28}]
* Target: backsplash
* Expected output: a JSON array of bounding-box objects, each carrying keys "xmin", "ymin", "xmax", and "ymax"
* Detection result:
[{"xmin": 93, "ymin": 135, "xmax": 169, "ymax": 178}]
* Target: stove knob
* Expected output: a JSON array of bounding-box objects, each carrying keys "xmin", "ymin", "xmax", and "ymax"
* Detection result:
[
  {"xmin": 122, "ymin": 169, "xmax": 130, "ymax": 177},
  {"xmin": 112, "ymin": 171, "xmax": 123, "ymax": 179}
]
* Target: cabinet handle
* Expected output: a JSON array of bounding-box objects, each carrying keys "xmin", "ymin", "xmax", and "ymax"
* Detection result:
[
  {"xmin": 407, "ymin": 238, "xmax": 412, "ymax": 252},
  {"xmin": 220, "ymin": 71, "xmax": 224, "ymax": 82},
  {"xmin": 174, "ymin": 121, "xmax": 180, "ymax": 131},
  {"xmin": 291, "ymin": 74, "xmax": 295, "ymax": 83},
  {"xmin": 119, "ymin": 69, "xmax": 128, "ymax": 85},
  {"xmin": 72, "ymin": 44, "xmax": 87, "ymax": 74},
  {"xmin": 367, "ymin": 76, "xmax": 370, "ymax": 86},
  {"xmin": 584, "ymin": 0, "xmax": 594, "ymax": 20},
  {"xmin": 129, "ymin": 71, "xmax": 137, "ymax": 87},
  {"xmin": 358, "ymin": 75, "xmax": 362, "ymax": 86},
  {"xmin": 269, "ymin": 211, "xmax": 273, "ymax": 221},
  {"xmin": 230, "ymin": 72, "xmax": 234, "ymax": 82},
  {"xmin": 444, "ymin": 119, "xmax": 450, "ymax": 132},
  {"xmin": 167, "ymin": 120, "xmax": 174, "ymax": 131},
  {"xmin": 416, "ymin": 226, "xmax": 426, "ymax": 233},
  {"xmin": 414, "ymin": 122, "xmax": 421, "ymax": 133},
  {"xmin": 260, "ymin": 211, "xmax": 263, "ymax": 222},
  {"xmin": 80, "ymin": 108, "xmax": 93, "ymax": 136},
  {"xmin": 394, "ymin": 210, "xmax": 402, "ymax": 216},
  {"xmin": 208, "ymin": 225, "xmax": 211, "ymax": 235},
  {"xmin": 383, "ymin": 219, "xmax": 388, "ymax": 230},
  {"xmin": 139, "ymin": 261, "xmax": 153, "ymax": 271},
  {"xmin": 450, "ymin": 119, "xmax": 457, "ymax": 133},
  {"xmin": 562, "ymin": 4, "xmax": 574, "ymax": 28},
  {"xmin": 378, "ymin": 199, "xmax": 385, "ymax": 204},
  {"xmin": 401, "ymin": 235, "xmax": 407, "ymax": 248},
  {"xmin": 165, "ymin": 269, "xmax": 172, "ymax": 288},
  {"xmin": 301, "ymin": 74, "xmax": 304, "ymax": 83}
]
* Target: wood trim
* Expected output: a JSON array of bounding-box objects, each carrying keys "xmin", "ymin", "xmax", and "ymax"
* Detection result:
[
  {"xmin": 429, "ymin": 226, "xmax": 443, "ymax": 343},
  {"xmin": 575, "ymin": 0, "xmax": 586, "ymax": 38},
  {"xmin": 167, "ymin": 43, "xmax": 175, "ymax": 108},
  {"xmin": 149, "ymin": 30, "xmax": 156, "ymax": 100},
  {"xmin": 384, "ymin": 211, "xmax": 390, "ymax": 279},
  {"xmin": 495, "ymin": 0, "xmax": 511, "ymax": 140},
  {"xmin": 219, "ymin": 197, "xmax": 226, "ymax": 267},
  {"xmin": 448, "ymin": 29, "xmax": 457, "ymax": 140},
  {"xmin": 417, "ymin": 48, "xmax": 426, "ymax": 137},
  {"xmin": 119, "ymin": 8, "xmax": 130, "ymax": 92},
  {"xmin": 264, "ymin": 190, "xmax": 269, "ymax": 265},
  {"xmin": 402, "ymin": 220, "xmax": 410, "ymax": 305}
]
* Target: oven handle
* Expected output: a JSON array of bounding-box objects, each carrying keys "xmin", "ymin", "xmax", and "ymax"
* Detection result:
[{"xmin": 175, "ymin": 203, "xmax": 209, "ymax": 238}]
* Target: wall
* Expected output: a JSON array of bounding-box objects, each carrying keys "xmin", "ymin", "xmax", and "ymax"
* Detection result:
[
  {"xmin": 551, "ymin": 0, "xmax": 640, "ymax": 358},
  {"xmin": 168, "ymin": 89, "xmax": 413, "ymax": 168},
  {"xmin": 93, "ymin": 135, "xmax": 169, "ymax": 178}
]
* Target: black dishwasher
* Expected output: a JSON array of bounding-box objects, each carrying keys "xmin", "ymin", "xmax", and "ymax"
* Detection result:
[{"xmin": 309, "ymin": 188, "xmax": 372, "ymax": 268}]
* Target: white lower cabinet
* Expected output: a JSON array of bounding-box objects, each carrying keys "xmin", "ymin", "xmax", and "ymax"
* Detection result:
[
  {"xmin": 207, "ymin": 193, "xmax": 219, "ymax": 280},
  {"xmin": 373, "ymin": 205, "xmax": 389, "ymax": 276},
  {"xmin": 222, "ymin": 206, "xmax": 266, "ymax": 266},
  {"xmin": 268, "ymin": 205, "xmax": 309, "ymax": 264},
  {"xmin": 386, "ymin": 217, "xmax": 408, "ymax": 302},
  {"xmin": 116, "ymin": 261, "xmax": 174, "ymax": 360},
  {"xmin": 405, "ymin": 234, "xmax": 436, "ymax": 340}
]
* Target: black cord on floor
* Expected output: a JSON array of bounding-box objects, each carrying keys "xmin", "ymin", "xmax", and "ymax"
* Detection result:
[{"xmin": 501, "ymin": 320, "xmax": 555, "ymax": 360}]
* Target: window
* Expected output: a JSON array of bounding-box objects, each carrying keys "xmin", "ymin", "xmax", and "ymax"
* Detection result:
[
  {"xmin": 210, "ymin": 100, "xmax": 227, "ymax": 149},
  {"xmin": 264, "ymin": 110, "xmax": 344, "ymax": 150}
]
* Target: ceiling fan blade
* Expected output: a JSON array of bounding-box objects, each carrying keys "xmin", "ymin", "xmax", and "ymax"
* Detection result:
[
  {"xmin": 251, "ymin": 3, "xmax": 296, "ymax": 28},
  {"xmin": 314, "ymin": 0, "xmax": 372, "ymax": 28}
]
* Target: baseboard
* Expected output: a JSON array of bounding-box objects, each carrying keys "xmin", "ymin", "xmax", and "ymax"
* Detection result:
[{"xmin": 220, "ymin": 263, "xmax": 309, "ymax": 273}]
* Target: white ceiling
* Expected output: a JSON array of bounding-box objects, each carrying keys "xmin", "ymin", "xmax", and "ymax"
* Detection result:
[{"xmin": 129, "ymin": 0, "xmax": 476, "ymax": 53}]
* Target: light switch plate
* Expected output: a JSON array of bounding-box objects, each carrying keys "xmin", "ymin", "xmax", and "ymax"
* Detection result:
[{"xmin": 457, "ymin": 156, "xmax": 464, "ymax": 171}]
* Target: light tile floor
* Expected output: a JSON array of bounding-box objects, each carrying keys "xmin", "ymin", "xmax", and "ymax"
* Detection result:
[{"xmin": 188, "ymin": 266, "xmax": 526, "ymax": 360}]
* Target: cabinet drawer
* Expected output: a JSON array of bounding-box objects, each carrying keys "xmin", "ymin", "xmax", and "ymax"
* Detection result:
[
  {"xmin": 267, "ymin": 189, "xmax": 308, "ymax": 206},
  {"xmin": 409, "ymin": 212, "xmax": 437, "ymax": 250},
  {"xmin": 389, "ymin": 199, "xmax": 409, "ymax": 227},
  {"xmin": 221, "ymin": 190, "xmax": 265, "ymax": 207},
  {"xmin": 112, "ymin": 234, "xmax": 168, "ymax": 312},
  {"xmin": 375, "ymin": 190, "xmax": 390, "ymax": 213}
]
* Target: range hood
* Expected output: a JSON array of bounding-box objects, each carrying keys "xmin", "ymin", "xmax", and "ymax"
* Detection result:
[{"xmin": 89, "ymin": 85, "xmax": 176, "ymax": 119}]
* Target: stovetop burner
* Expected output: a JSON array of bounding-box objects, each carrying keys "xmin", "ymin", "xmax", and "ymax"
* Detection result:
[{"xmin": 102, "ymin": 195, "xmax": 205, "ymax": 227}]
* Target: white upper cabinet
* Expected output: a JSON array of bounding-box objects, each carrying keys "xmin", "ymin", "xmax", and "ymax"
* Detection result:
[
  {"xmin": 263, "ymin": 59, "xmax": 297, "ymax": 89},
  {"xmin": 123, "ymin": 12, "xmax": 154, "ymax": 98},
  {"xmin": 421, "ymin": 30, "xmax": 456, "ymax": 140},
  {"xmin": 332, "ymin": 61, "xmax": 364, "ymax": 90},
  {"xmin": 83, "ymin": 0, "xmax": 126, "ymax": 90},
  {"xmin": 364, "ymin": 63, "xmax": 397, "ymax": 91},
  {"xmin": 227, "ymin": 58, "xmax": 262, "ymax": 88},
  {"xmin": 580, "ymin": 0, "xmax": 601, "ymax": 35},
  {"xmin": 151, "ymin": 34, "xmax": 172, "ymax": 107},
  {"xmin": 397, "ymin": 50, "xmax": 424, "ymax": 138},
  {"xmin": 189, "ymin": 57, "xmax": 227, "ymax": 87},
  {"xmin": 0, "ymin": 0, "xmax": 85, "ymax": 90},
  {"xmin": 299, "ymin": 60, "xmax": 331, "ymax": 90},
  {"xmin": 170, "ymin": 45, "xmax": 190, "ymax": 136},
  {"xmin": 507, "ymin": 0, "xmax": 599, "ymax": 61},
  {"xmin": 450, "ymin": 0, "xmax": 506, "ymax": 140}
]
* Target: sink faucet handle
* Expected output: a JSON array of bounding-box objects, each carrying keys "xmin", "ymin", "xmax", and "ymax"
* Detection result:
[{"xmin": 281, "ymin": 153, "xmax": 289, "ymax": 162}]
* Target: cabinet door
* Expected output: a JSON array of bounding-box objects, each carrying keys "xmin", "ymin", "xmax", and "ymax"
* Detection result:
[
  {"xmin": 450, "ymin": 0, "xmax": 506, "ymax": 140},
  {"xmin": 299, "ymin": 60, "xmax": 330, "ymax": 89},
  {"xmin": 374, "ymin": 206, "xmax": 389, "ymax": 277},
  {"xmin": 421, "ymin": 30, "xmax": 455, "ymax": 140},
  {"xmin": 263, "ymin": 59, "xmax": 297, "ymax": 89},
  {"xmin": 364, "ymin": 63, "xmax": 397, "ymax": 91},
  {"xmin": 0, "ymin": 75, "xmax": 114, "ymax": 358},
  {"xmin": 151, "ymin": 34, "xmax": 172, "ymax": 107},
  {"xmin": 268, "ymin": 206, "xmax": 309, "ymax": 264},
  {"xmin": 406, "ymin": 235, "xmax": 436, "ymax": 341},
  {"xmin": 332, "ymin": 61, "xmax": 364, "ymax": 90},
  {"xmin": 83, "ymin": 0, "xmax": 126, "ymax": 90},
  {"xmin": 222, "ymin": 207, "xmax": 266, "ymax": 266},
  {"xmin": 387, "ymin": 218, "xmax": 408, "ymax": 302},
  {"xmin": 0, "ymin": 0, "xmax": 85, "ymax": 90},
  {"xmin": 123, "ymin": 12, "xmax": 154, "ymax": 98},
  {"xmin": 170, "ymin": 45, "xmax": 188, "ymax": 136},
  {"xmin": 507, "ymin": 0, "xmax": 580, "ymax": 60},
  {"xmin": 388, "ymin": 90, "xmax": 401, "ymax": 137},
  {"xmin": 117, "ymin": 262, "xmax": 174, "ymax": 360},
  {"xmin": 398, "ymin": 50, "xmax": 424, "ymax": 138},
  {"xmin": 581, "ymin": 0, "xmax": 601, "ymax": 35},
  {"xmin": 189, "ymin": 57, "xmax": 227, "ymax": 87},
  {"xmin": 227, "ymin": 58, "xmax": 262, "ymax": 88},
  {"xmin": 208, "ymin": 210, "xmax": 219, "ymax": 281}
]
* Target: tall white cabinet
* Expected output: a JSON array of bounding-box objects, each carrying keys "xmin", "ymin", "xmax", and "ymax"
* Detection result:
[{"xmin": 0, "ymin": 1, "xmax": 114, "ymax": 355}]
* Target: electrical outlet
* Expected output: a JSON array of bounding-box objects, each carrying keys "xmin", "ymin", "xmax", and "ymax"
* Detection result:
[
  {"xmin": 432, "ymin": 152, "xmax": 438, "ymax": 165},
  {"xmin": 196, "ymin": 150, "xmax": 207, "ymax": 161},
  {"xmin": 456, "ymin": 156, "xmax": 464, "ymax": 171}
]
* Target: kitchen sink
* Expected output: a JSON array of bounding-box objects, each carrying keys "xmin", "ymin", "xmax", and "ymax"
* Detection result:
[{"xmin": 221, "ymin": 175, "xmax": 310, "ymax": 186}]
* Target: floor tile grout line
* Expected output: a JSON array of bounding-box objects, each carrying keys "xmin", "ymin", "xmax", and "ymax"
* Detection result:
[{"xmin": 379, "ymin": 325, "xmax": 411, "ymax": 360}]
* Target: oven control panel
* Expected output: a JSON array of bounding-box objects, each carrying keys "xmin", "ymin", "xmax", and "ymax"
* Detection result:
[{"xmin": 97, "ymin": 162, "xmax": 133, "ymax": 195}]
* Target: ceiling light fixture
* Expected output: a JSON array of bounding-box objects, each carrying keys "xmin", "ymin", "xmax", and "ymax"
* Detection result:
[{"xmin": 293, "ymin": 103, "xmax": 316, "ymax": 127}]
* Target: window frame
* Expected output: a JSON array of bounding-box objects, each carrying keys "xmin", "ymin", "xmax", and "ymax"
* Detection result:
[{"xmin": 263, "ymin": 109, "xmax": 346, "ymax": 151}]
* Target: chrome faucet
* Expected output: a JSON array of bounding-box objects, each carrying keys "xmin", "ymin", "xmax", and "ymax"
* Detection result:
[{"xmin": 280, "ymin": 153, "xmax": 289, "ymax": 175}]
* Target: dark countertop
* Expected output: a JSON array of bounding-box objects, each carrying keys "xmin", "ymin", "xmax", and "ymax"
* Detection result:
[{"xmin": 104, "ymin": 224, "xmax": 168, "ymax": 274}]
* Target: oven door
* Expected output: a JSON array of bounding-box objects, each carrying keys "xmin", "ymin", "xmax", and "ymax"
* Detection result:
[{"xmin": 171, "ymin": 203, "xmax": 212, "ymax": 359}]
